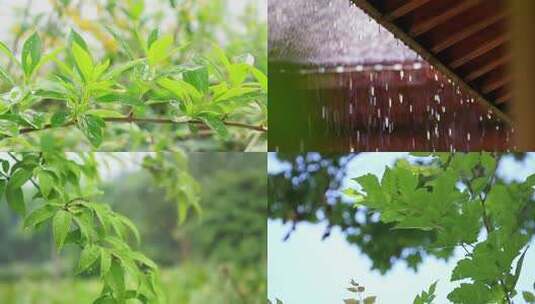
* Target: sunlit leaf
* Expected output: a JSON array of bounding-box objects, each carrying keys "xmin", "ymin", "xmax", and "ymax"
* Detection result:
[{"xmin": 21, "ymin": 32, "xmax": 42, "ymax": 78}]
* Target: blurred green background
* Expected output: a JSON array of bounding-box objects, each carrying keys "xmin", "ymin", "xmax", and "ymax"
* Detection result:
[{"xmin": 0, "ymin": 153, "xmax": 266, "ymax": 304}]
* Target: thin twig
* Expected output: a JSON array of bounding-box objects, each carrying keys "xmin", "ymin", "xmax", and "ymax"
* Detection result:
[{"xmin": 18, "ymin": 116, "xmax": 267, "ymax": 135}]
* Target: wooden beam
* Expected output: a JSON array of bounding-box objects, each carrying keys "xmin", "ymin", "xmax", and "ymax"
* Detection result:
[
  {"xmin": 465, "ymin": 55, "xmax": 510, "ymax": 81},
  {"xmin": 386, "ymin": 0, "xmax": 431, "ymax": 21},
  {"xmin": 450, "ymin": 34, "xmax": 508, "ymax": 69},
  {"xmin": 510, "ymin": 0, "xmax": 535, "ymax": 148},
  {"xmin": 430, "ymin": 12, "xmax": 506, "ymax": 53},
  {"xmin": 495, "ymin": 92, "xmax": 512, "ymax": 105},
  {"xmin": 350, "ymin": 0, "xmax": 512, "ymax": 125},
  {"xmin": 409, "ymin": 0, "xmax": 483, "ymax": 36},
  {"xmin": 481, "ymin": 75, "xmax": 510, "ymax": 94}
]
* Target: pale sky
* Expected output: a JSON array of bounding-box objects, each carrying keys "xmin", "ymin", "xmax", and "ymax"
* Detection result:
[{"xmin": 268, "ymin": 153, "xmax": 535, "ymax": 303}]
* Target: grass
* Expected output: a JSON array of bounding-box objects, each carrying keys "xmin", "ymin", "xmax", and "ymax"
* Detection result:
[{"xmin": 0, "ymin": 262, "xmax": 265, "ymax": 304}]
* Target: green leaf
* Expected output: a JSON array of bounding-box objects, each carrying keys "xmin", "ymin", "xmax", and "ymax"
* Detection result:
[
  {"xmin": 509, "ymin": 246, "xmax": 529, "ymax": 290},
  {"xmin": 0, "ymin": 179, "xmax": 6, "ymax": 198},
  {"xmin": 8, "ymin": 168, "xmax": 32, "ymax": 188},
  {"xmin": 413, "ymin": 281, "xmax": 437, "ymax": 304},
  {"xmin": 24, "ymin": 204, "xmax": 57, "ymax": 228},
  {"xmin": 486, "ymin": 183, "xmax": 523, "ymax": 234},
  {"xmin": 36, "ymin": 169, "xmax": 54, "ymax": 197},
  {"xmin": 0, "ymin": 41, "xmax": 19, "ymax": 66},
  {"xmin": 78, "ymin": 245, "xmax": 100, "ymax": 274},
  {"xmin": 147, "ymin": 34, "xmax": 173, "ymax": 66},
  {"xmin": 105, "ymin": 26, "xmax": 134, "ymax": 59},
  {"xmin": 183, "ymin": 66, "xmax": 209, "ymax": 94},
  {"xmin": 50, "ymin": 111, "xmax": 69, "ymax": 127},
  {"xmin": 127, "ymin": 0, "xmax": 144, "ymax": 19},
  {"xmin": 72, "ymin": 42, "xmax": 94, "ymax": 82},
  {"xmin": 131, "ymin": 251, "xmax": 158, "ymax": 270},
  {"xmin": 363, "ymin": 297, "xmax": 376, "ymax": 304},
  {"xmin": 31, "ymin": 47, "xmax": 65, "ymax": 80},
  {"xmin": 101, "ymin": 58, "xmax": 145, "ymax": 80},
  {"xmin": 72, "ymin": 214, "xmax": 93, "ymax": 242},
  {"xmin": 251, "ymin": 67, "xmax": 267, "ymax": 92},
  {"xmin": 106, "ymin": 259, "xmax": 125, "ymax": 300},
  {"xmin": 69, "ymin": 30, "xmax": 89, "ymax": 52},
  {"xmin": 157, "ymin": 77, "xmax": 202, "ymax": 101},
  {"xmin": 447, "ymin": 282, "xmax": 492, "ymax": 304},
  {"xmin": 116, "ymin": 214, "xmax": 141, "ymax": 244},
  {"xmin": 147, "ymin": 28, "xmax": 160, "ymax": 50},
  {"xmin": 0, "ymin": 65, "xmax": 14, "ymax": 86},
  {"xmin": 213, "ymin": 86, "xmax": 259, "ymax": 103},
  {"xmin": 212, "ymin": 44, "xmax": 231, "ymax": 70},
  {"xmin": 228, "ymin": 63, "xmax": 250, "ymax": 86},
  {"xmin": 77, "ymin": 115, "xmax": 106, "ymax": 147},
  {"xmin": 53, "ymin": 210, "xmax": 72, "ymax": 250},
  {"xmin": 355, "ymin": 174, "xmax": 386, "ymax": 209},
  {"xmin": 100, "ymin": 248, "xmax": 112, "ymax": 276},
  {"xmin": 21, "ymin": 32, "xmax": 42, "ymax": 78},
  {"xmin": 198, "ymin": 113, "xmax": 229, "ymax": 140},
  {"xmin": 6, "ymin": 186, "xmax": 25, "ymax": 215},
  {"xmin": 523, "ymin": 291, "xmax": 535, "ymax": 303},
  {"xmin": 93, "ymin": 59, "xmax": 110, "ymax": 80}
]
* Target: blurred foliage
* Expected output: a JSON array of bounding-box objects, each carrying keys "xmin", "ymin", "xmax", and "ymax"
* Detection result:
[
  {"xmin": 0, "ymin": 0, "xmax": 267, "ymax": 151},
  {"xmin": 0, "ymin": 262, "xmax": 265, "ymax": 304}
]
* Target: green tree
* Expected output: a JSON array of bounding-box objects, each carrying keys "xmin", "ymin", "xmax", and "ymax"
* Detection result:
[
  {"xmin": 0, "ymin": 0, "xmax": 267, "ymax": 151},
  {"xmin": 0, "ymin": 151, "xmax": 201, "ymax": 303},
  {"xmin": 345, "ymin": 153, "xmax": 534, "ymax": 303}
]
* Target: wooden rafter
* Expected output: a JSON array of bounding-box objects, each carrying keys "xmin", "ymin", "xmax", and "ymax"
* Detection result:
[
  {"xmin": 430, "ymin": 12, "xmax": 506, "ymax": 53},
  {"xmin": 409, "ymin": 0, "xmax": 483, "ymax": 36},
  {"xmin": 495, "ymin": 91, "xmax": 512, "ymax": 105},
  {"xmin": 385, "ymin": 0, "xmax": 431, "ymax": 21},
  {"xmin": 449, "ymin": 34, "xmax": 508, "ymax": 69},
  {"xmin": 466, "ymin": 55, "xmax": 509, "ymax": 82},
  {"xmin": 481, "ymin": 75, "xmax": 510, "ymax": 94}
]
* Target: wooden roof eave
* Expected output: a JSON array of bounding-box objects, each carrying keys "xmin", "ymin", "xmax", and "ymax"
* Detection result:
[{"xmin": 349, "ymin": 0, "xmax": 513, "ymax": 125}]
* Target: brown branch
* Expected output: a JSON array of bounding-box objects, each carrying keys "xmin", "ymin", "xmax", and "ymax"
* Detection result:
[{"xmin": 18, "ymin": 116, "xmax": 267, "ymax": 135}]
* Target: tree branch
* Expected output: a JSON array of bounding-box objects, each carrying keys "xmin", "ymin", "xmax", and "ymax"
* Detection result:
[{"xmin": 18, "ymin": 116, "xmax": 267, "ymax": 135}]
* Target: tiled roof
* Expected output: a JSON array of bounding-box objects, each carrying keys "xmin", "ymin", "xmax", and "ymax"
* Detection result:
[{"xmin": 269, "ymin": 0, "xmax": 420, "ymax": 66}]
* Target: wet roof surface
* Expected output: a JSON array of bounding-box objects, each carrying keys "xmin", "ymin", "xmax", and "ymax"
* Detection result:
[{"xmin": 269, "ymin": 0, "xmax": 420, "ymax": 66}]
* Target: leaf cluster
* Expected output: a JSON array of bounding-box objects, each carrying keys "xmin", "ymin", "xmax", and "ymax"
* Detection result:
[
  {"xmin": 0, "ymin": 152, "xmax": 195, "ymax": 303},
  {"xmin": 0, "ymin": 25, "xmax": 266, "ymax": 150},
  {"xmin": 346, "ymin": 152, "xmax": 535, "ymax": 303}
]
